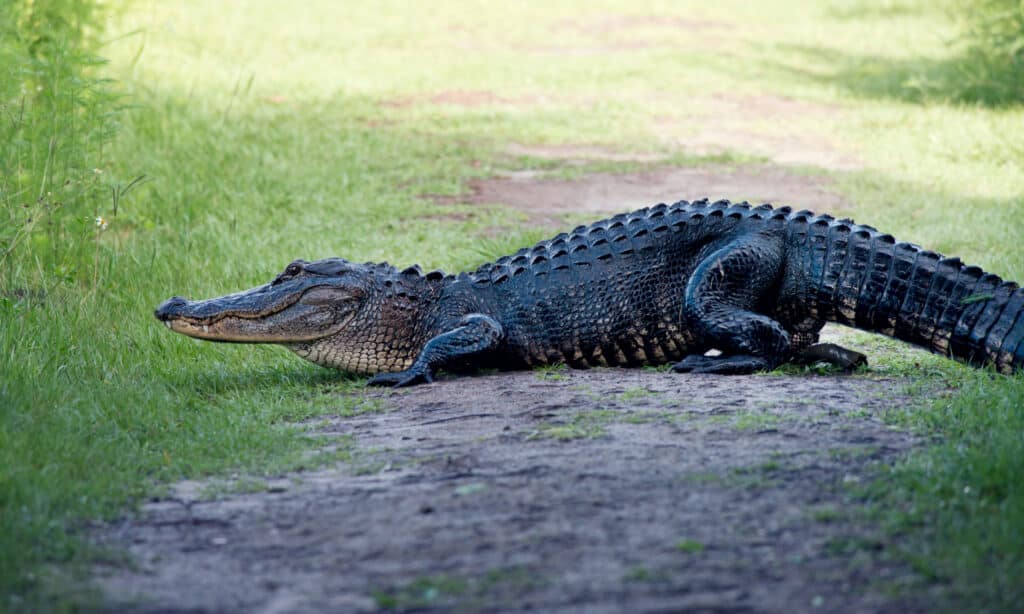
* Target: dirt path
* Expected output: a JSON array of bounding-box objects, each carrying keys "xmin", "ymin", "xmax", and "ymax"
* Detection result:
[
  {"xmin": 435, "ymin": 163, "xmax": 853, "ymax": 227},
  {"xmin": 94, "ymin": 363, "xmax": 934, "ymax": 613}
]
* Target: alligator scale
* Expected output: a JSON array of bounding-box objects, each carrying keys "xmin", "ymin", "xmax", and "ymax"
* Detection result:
[{"xmin": 156, "ymin": 199, "xmax": 1024, "ymax": 385}]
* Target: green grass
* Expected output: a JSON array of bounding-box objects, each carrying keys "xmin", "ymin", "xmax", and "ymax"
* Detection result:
[
  {"xmin": 676, "ymin": 539, "xmax": 706, "ymax": 554},
  {"xmin": 372, "ymin": 575, "xmax": 469, "ymax": 611},
  {"xmin": 372, "ymin": 567, "xmax": 539, "ymax": 611},
  {"xmin": 529, "ymin": 409, "xmax": 617, "ymax": 441},
  {"xmin": 0, "ymin": 0, "xmax": 1023, "ymax": 610},
  {"xmin": 866, "ymin": 371, "xmax": 1024, "ymax": 610}
]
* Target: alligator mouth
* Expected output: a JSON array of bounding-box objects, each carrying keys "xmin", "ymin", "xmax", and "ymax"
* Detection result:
[
  {"xmin": 159, "ymin": 315, "xmax": 280, "ymax": 342},
  {"xmin": 154, "ymin": 290, "xmax": 323, "ymax": 343}
]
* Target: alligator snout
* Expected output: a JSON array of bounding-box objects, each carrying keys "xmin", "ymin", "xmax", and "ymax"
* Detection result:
[{"xmin": 154, "ymin": 296, "xmax": 189, "ymax": 321}]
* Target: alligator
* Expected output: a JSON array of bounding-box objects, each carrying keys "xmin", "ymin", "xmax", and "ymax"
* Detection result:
[{"xmin": 155, "ymin": 199, "xmax": 1023, "ymax": 386}]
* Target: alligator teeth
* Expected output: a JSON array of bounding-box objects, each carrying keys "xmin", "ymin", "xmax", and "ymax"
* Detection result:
[
  {"xmin": 165, "ymin": 321, "xmax": 172, "ymax": 329},
  {"xmin": 203, "ymin": 325, "xmax": 210, "ymax": 333}
]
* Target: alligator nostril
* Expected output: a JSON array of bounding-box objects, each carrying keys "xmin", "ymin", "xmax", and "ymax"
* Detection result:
[{"xmin": 154, "ymin": 296, "xmax": 189, "ymax": 321}]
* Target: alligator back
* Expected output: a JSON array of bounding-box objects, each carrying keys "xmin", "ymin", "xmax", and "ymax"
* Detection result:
[
  {"xmin": 446, "ymin": 199, "xmax": 1022, "ymax": 374},
  {"xmin": 449, "ymin": 200, "xmax": 753, "ymax": 368}
]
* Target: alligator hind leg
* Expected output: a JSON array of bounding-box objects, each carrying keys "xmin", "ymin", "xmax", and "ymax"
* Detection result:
[
  {"xmin": 672, "ymin": 233, "xmax": 791, "ymax": 375},
  {"xmin": 787, "ymin": 317, "xmax": 867, "ymax": 371}
]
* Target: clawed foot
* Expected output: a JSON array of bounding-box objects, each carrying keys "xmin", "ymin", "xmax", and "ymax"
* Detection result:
[
  {"xmin": 791, "ymin": 343, "xmax": 867, "ymax": 372},
  {"xmin": 671, "ymin": 354, "xmax": 772, "ymax": 375},
  {"xmin": 366, "ymin": 367, "xmax": 434, "ymax": 388}
]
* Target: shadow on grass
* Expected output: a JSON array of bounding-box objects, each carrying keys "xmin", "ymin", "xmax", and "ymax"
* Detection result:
[{"xmin": 768, "ymin": 43, "xmax": 1024, "ymax": 108}]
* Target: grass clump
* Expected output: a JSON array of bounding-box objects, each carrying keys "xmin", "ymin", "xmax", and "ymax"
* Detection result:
[
  {"xmin": 529, "ymin": 409, "xmax": 617, "ymax": 441},
  {"xmin": 372, "ymin": 567, "xmax": 539, "ymax": 611},
  {"xmin": 372, "ymin": 575, "xmax": 468, "ymax": 611},
  {"xmin": 676, "ymin": 539, "xmax": 706, "ymax": 554},
  {"xmin": 0, "ymin": 0, "xmax": 137, "ymax": 287}
]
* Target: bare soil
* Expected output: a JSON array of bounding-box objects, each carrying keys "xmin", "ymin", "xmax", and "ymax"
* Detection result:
[
  {"xmin": 93, "ymin": 365, "xmax": 937, "ymax": 613},
  {"xmin": 430, "ymin": 164, "xmax": 852, "ymax": 227},
  {"xmin": 382, "ymin": 90, "xmax": 544, "ymax": 109},
  {"xmin": 551, "ymin": 14, "xmax": 729, "ymax": 36}
]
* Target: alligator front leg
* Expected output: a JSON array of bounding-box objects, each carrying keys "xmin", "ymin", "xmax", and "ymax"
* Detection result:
[
  {"xmin": 366, "ymin": 314, "xmax": 504, "ymax": 387},
  {"xmin": 672, "ymin": 232, "xmax": 791, "ymax": 375}
]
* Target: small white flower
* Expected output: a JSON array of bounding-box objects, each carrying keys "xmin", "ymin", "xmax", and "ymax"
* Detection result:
[
  {"xmin": 93, "ymin": 168, "xmax": 103, "ymax": 175},
  {"xmin": 963, "ymin": 486, "xmax": 971, "ymax": 495},
  {"xmin": 95, "ymin": 216, "xmax": 108, "ymax": 230}
]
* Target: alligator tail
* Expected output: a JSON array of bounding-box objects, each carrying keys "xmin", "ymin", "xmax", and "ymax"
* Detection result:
[{"xmin": 799, "ymin": 216, "xmax": 1023, "ymax": 374}]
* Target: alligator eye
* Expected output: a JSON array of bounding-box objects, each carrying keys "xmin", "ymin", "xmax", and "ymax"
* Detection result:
[{"xmin": 285, "ymin": 263, "xmax": 302, "ymax": 277}]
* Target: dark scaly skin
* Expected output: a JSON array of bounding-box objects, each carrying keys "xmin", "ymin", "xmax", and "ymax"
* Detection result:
[{"xmin": 155, "ymin": 199, "xmax": 1024, "ymax": 385}]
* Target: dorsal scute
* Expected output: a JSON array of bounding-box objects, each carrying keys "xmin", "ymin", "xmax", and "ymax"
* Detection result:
[
  {"xmin": 400, "ymin": 264, "xmax": 424, "ymax": 277},
  {"xmin": 626, "ymin": 212, "xmax": 646, "ymax": 225},
  {"xmin": 458, "ymin": 199, "xmax": 865, "ymax": 287}
]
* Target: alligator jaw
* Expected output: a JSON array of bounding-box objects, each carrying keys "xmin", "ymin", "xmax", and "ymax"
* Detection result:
[
  {"xmin": 158, "ymin": 312, "xmax": 270, "ymax": 343},
  {"xmin": 154, "ymin": 288, "xmax": 347, "ymax": 344}
]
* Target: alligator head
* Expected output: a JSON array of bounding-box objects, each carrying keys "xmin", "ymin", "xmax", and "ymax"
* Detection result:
[{"xmin": 154, "ymin": 258, "xmax": 439, "ymax": 374}]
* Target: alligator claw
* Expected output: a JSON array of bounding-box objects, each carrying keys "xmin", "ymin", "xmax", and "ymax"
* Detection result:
[
  {"xmin": 366, "ymin": 368, "xmax": 434, "ymax": 388},
  {"xmin": 791, "ymin": 343, "xmax": 867, "ymax": 371},
  {"xmin": 671, "ymin": 354, "xmax": 771, "ymax": 375}
]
